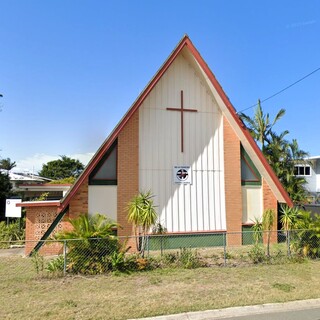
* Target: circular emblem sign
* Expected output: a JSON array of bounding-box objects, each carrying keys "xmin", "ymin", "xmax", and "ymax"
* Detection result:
[{"xmin": 176, "ymin": 168, "xmax": 188, "ymax": 181}]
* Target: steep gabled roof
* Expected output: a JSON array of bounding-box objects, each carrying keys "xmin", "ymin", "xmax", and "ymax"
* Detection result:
[{"xmin": 59, "ymin": 35, "xmax": 293, "ymax": 211}]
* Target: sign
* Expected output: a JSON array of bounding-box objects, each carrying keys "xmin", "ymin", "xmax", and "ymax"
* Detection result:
[
  {"xmin": 5, "ymin": 199, "xmax": 22, "ymax": 218},
  {"xmin": 173, "ymin": 166, "xmax": 192, "ymax": 184}
]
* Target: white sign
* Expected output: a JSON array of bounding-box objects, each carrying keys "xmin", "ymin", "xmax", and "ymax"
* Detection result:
[
  {"xmin": 5, "ymin": 199, "xmax": 22, "ymax": 218},
  {"xmin": 173, "ymin": 166, "xmax": 192, "ymax": 184}
]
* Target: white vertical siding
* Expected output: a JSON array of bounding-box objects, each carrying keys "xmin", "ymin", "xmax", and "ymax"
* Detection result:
[{"xmin": 139, "ymin": 53, "xmax": 226, "ymax": 232}]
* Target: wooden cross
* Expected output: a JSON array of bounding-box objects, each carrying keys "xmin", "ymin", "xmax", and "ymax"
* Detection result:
[{"xmin": 166, "ymin": 90, "xmax": 198, "ymax": 153}]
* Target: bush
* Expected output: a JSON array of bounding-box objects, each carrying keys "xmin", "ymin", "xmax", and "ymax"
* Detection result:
[
  {"xmin": 291, "ymin": 211, "xmax": 320, "ymax": 259},
  {"xmin": 0, "ymin": 219, "xmax": 25, "ymax": 243},
  {"xmin": 248, "ymin": 245, "xmax": 266, "ymax": 264}
]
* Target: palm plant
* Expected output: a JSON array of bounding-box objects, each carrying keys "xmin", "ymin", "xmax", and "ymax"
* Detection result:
[
  {"xmin": 240, "ymin": 102, "xmax": 310, "ymax": 204},
  {"xmin": 54, "ymin": 214, "xmax": 120, "ymax": 274},
  {"xmin": 262, "ymin": 209, "xmax": 275, "ymax": 257},
  {"xmin": 251, "ymin": 217, "xmax": 263, "ymax": 245},
  {"xmin": 239, "ymin": 100, "xmax": 285, "ymax": 152},
  {"xmin": 280, "ymin": 204, "xmax": 299, "ymax": 256},
  {"xmin": 127, "ymin": 191, "xmax": 157, "ymax": 256}
]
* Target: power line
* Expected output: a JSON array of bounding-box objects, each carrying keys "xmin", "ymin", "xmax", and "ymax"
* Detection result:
[{"xmin": 237, "ymin": 66, "xmax": 320, "ymax": 114}]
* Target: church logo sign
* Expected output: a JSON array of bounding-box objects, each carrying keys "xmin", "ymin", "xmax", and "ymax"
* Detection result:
[{"xmin": 173, "ymin": 166, "xmax": 192, "ymax": 184}]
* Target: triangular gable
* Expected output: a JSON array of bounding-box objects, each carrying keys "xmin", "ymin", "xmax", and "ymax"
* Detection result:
[{"xmin": 59, "ymin": 35, "xmax": 292, "ymax": 212}]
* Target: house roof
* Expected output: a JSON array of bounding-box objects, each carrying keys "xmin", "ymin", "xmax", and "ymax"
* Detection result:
[{"xmin": 57, "ymin": 35, "xmax": 293, "ymax": 211}]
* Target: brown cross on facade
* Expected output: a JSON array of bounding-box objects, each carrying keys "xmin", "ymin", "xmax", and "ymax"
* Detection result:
[{"xmin": 166, "ymin": 90, "xmax": 198, "ymax": 153}]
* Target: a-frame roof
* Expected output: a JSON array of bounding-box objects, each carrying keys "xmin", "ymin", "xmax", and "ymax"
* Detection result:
[{"xmin": 59, "ymin": 35, "xmax": 293, "ymax": 211}]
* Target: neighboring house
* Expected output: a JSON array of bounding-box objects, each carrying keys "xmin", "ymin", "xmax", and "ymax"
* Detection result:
[
  {"xmin": 19, "ymin": 35, "xmax": 292, "ymax": 255},
  {"xmin": 5, "ymin": 170, "xmax": 71, "ymax": 201},
  {"xmin": 295, "ymin": 156, "xmax": 320, "ymax": 203}
]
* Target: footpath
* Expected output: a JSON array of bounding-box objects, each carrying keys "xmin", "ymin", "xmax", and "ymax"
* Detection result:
[{"xmin": 135, "ymin": 298, "xmax": 320, "ymax": 320}]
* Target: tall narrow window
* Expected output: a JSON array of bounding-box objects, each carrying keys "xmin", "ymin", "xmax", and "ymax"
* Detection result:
[
  {"xmin": 241, "ymin": 146, "xmax": 261, "ymax": 185},
  {"xmin": 89, "ymin": 140, "xmax": 117, "ymax": 185}
]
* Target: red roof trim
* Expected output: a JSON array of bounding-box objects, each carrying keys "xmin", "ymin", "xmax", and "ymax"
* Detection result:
[
  {"xmin": 185, "ymin": 38, "xmax": 293, "ymax": 207},
  {"xmin": 59, "ymin": 36, "xmax": 190, "ymax": 211},
  {"xmin": 60, "ymin": 35, "xmax": 292, "ymax": 211}
]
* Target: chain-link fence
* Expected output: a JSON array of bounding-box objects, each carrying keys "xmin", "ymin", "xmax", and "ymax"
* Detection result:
[{"xmin": 0, "ymin": 229, "xmax": 319, "ymax": 280}]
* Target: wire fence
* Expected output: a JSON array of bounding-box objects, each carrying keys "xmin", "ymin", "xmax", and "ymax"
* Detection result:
[{"xmin": 0, "ymin": 229, "xmax": 319, "ymax": 280}]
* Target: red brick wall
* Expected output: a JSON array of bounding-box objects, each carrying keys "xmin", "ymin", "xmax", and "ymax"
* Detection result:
[
  {"xmin": 25, "ymin": 206, "xmax": 64, "ymax": 256},
  {"xmin": 117, "ymin": 110, "xmax": 139, "ymax": 243},
  {"xmin": 68, "ymin": 178, "xmax": 88, "ymax": 219},
  {"xmin": 263, "ymin": 178, "xmax": 278, "ymax": 242},
  {"xmin": 223, "ymin": 116, "xmax": 242, "ymax": 245}
]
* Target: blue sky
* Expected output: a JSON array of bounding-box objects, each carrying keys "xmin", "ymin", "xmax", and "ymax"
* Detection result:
[{"xmin": 1, "ymin": 1, "xmax": 319, "ymax": 172}]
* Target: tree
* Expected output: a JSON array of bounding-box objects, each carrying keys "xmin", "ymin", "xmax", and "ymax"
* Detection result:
[
  {"xmin": 239, "ymin": 100, "xmax": 285, "ymax": 152},
  {"xmin": 240, "ymin": 102, "xmax": 309, "ymax": 203},
  {"xmin": 38, "ymin": 155, "xmax": 84, "ymax": 180},
  {"xmin": 0, "ymin": 158, "xmax": 16, "ymax": 172},
  {"xmin": 127, "ymin": 191, "xmax": 157, "ymax": 256},
  {"xmin": 0, "ymin": 171, "xmax": 13, "ymax": 220},
  {"xmin": 262, "ymin": 209, "xmax": 275, "ymax": 257},
  {"xmin": 280, "ymin": 204, "xmax": 300, "ymax": 256}
]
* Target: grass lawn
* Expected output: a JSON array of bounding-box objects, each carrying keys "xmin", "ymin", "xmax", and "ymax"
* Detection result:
[{"xmin": 1, "ymin": 258, "xmax": 320, "ymax": 320}]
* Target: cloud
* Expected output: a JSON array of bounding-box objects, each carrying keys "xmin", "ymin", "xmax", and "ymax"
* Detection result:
[
  {"xmin": 286, "ymin": 20, "xmax": 316, "ymax": 29},
  {"xmin": 15, "ymin": 152, "xmax": 94, "ymax": 173}
]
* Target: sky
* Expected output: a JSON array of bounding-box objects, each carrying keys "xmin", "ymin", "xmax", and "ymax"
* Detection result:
[{"xmin": 1, "ymin": 1, "xmax": 320, "ymax": 172}]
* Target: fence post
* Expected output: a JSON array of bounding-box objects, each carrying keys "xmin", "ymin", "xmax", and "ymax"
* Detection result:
[
  {"xmin": 287, "ymin": 230, "xmax": 291, "ymax": 257},
  {"xmin": 223, "ymin": 233, "xmax": 227, "ymax": 266},
  {"xmin": 63, "ymin": 240, "xmax": 67, "ymax": 276}
]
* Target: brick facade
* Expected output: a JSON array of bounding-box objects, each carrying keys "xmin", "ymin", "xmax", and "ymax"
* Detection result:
[
  {"xmin": 263, "ymin": 178, "xmax": 278, "ymax": 243},
  {"xmin": 25, "ymin": 205, "xmax": 64, "ymax": 256},
  {"xmin": 223, "ymin": 116, "xmax": 243, "ymax": 245},
  {"xmin": 117, "ymin": 110, "xmax": 139, "ymax": 245},
  {"xmin": 68, "ymin": 177, "xmax": 88, "ymax": 219}
]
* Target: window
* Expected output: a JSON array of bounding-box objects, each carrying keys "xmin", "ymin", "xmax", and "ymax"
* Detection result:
[
  {"xmin": 294, "ymin": 165, "xmax": 311, "ymax": 176},
  {"xmin": 89, "ymin": 140, "xmax": 117, "ymax": 185},
  {"xmin": 241, "ymin": 146, "xmax": 261, "ymax": 185}
]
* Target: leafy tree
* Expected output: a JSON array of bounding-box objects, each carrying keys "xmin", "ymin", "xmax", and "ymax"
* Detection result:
[
  {"xmin": 127, "ymin": 191, "xmax": 158, "ymax": 256},
  {"xmin": 0, "ymin": 158, "xmax": 16, "ymax": 171},
  {"xmin": 38, "ymin": 155, "xmax": 84, "ymax": 180}
]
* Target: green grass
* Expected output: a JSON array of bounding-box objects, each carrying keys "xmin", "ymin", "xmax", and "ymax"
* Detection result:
[{"xmin": 0, "ymin": 256, "xmax": 320, "ymax": 320}]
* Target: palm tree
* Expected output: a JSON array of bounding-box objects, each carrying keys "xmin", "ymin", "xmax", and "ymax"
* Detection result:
[
  {"xmin": 0, "ymin": 158, "xmax": 16, "ymax": 172},
  {"xmin": 262, "ymin": 209, "xmax": 275, "ymax": 257},
  {"xmin": 239, "ymin": 100, "xmax": 285, "ymax": 152},
  {"xmin": 280, "ymin": 205, "xmax": 299, "ymax": 256},
  {"xmin": 127, "ymin": 191, "xmax": 157, "ymax": 256},
  {"xmin": 240, "ymin": 103, "xmax": 309, "ymax": 204}
]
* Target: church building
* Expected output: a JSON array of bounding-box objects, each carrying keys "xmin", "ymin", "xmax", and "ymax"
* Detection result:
[{"xmin": 20, "ymin": 35, "xmax": 292, "ymax": 254}]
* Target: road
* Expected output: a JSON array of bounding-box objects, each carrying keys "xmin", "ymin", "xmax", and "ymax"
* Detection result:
[
  {"xmin": 221, "ymin": 306, "xmax": 320, "ymax": 320},
  {"xmin": 137, "ymin": 299, "xmax": 320, "ymax": 320}
]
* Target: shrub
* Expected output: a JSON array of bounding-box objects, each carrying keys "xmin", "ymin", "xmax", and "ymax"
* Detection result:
[
  {"xmin": 0, "ymin": 219, "xmax": 25, "ymax": 244},
  {"xmin": 54, "ymin": 214, "xmax": 121, "ymax": 275},
  {"xmin": 291, "ymin": 211, "xmax": 320, "ymax": 259},
  {"xmin": 248, "ymin": 245, "xmax": 266, "ymax": 264},
  {"xmin": 46, "ymin": 255, "xmax": 65, "ymax": 276}
]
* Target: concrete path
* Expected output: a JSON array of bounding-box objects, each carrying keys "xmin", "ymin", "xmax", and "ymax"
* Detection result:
[
  {"xmin": 0, "ymin": 247, "xmax": 25, "ymax": 257},
  {"xmin": 136, "ymin": 299, "xmax": 320, "ymax": 320}
]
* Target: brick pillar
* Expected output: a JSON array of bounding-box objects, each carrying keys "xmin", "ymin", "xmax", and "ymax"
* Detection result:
[
  {"xmin": 117, "ymin": 110, "xmax": 139, "ymax": 250},
  {"xmin": 223, "ymin": 117, "xmax": 242, "ymax": 245},
  {"xmin": 263, "ymin": 178, "xmax": 278, "ymax": 243},
  {"xmin": 69, "ymin": 178, "xmax": 88, "ymax": 219}
]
